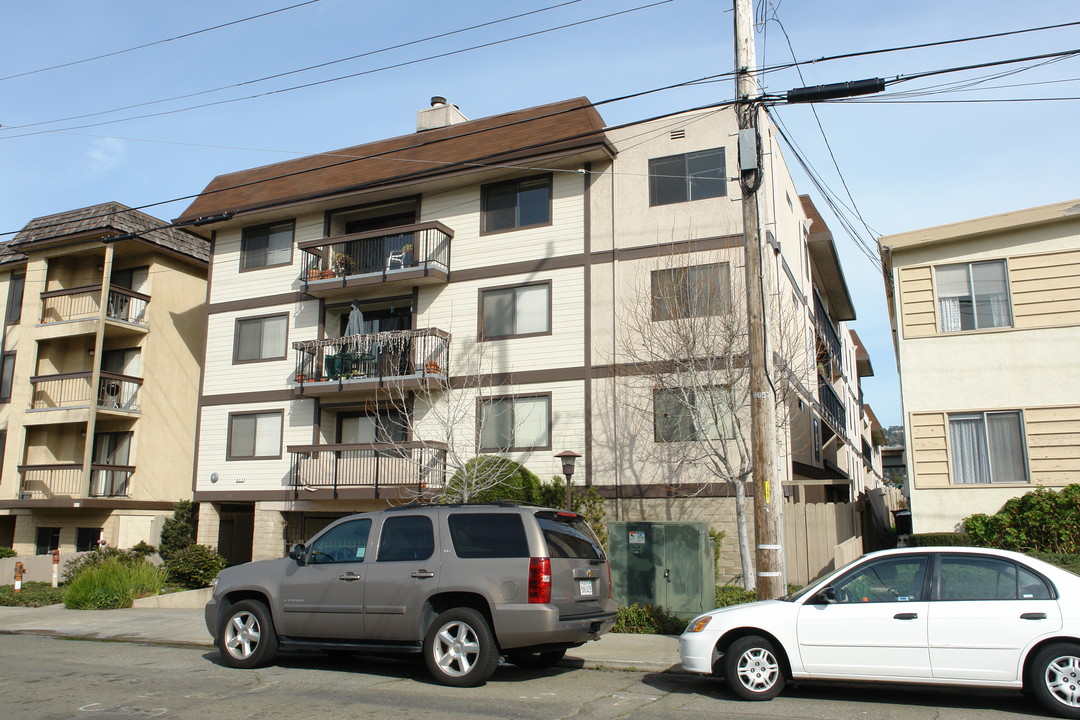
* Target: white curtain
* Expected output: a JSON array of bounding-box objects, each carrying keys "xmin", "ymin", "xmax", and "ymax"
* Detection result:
[
  {"xmin": 987, "ymin": 412, "xmax": 1026, "ymax": 483},
  {"xmin": 515, "ymin": 285, "xmax": 549, "ymax": 334},
  {"xmin": 950, "ymin": 415, "xmax": 989, "ymax": 484},
  {"xmin": 514, "ymin": 396, "xmax": 550, "ymax": 448},
  {"xmin": 254, "ymin": 413, "xmax": 283, "ymax": 457},
  {"xmin": 261, "ymin": 316, "xmax": 287, "ymax": 357},
  {"xmin": 936, "ymin": 264, "xmax": 970, "ymax": 332}
]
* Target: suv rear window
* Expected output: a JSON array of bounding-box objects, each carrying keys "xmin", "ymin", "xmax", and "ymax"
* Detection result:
[
  {"xmin": 537, "ymin": 513, "xmax": 603, "ymax": 559},
  {"xmin": 448, "ymin": 513, "xmax": 528, "ymax": 558}
]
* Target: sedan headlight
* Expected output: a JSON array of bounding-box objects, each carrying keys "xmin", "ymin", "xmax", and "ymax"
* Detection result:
[{"xmin": 685, "ymin": 616, "xmax": 712, "ymax": 633}]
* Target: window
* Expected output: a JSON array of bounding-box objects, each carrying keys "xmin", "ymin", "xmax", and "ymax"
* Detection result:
[
  {"xmin": 654, "ymin": 386, "xmax": 735, "ymax": 442},
  {"xmin": 228, "ymin": 411, "xmax": 284, "ymax": 460},
  {"xmin": 830, "ymin": 555, "xmax": 928, "ymax": 603},
  {"xmin": 35, "ymin": 527, "xmax": 60, "ymax": 555},
  {"xmin": 6, "ymin": 273, "xmax": 25, "ymax": 325},
  {"xmin": 449, "ymin": 513, "xmax": 528, "ymax": 558},
  {"xmin": 240, "ymin": 221, "xmax": 294, "ymax": 271},
  {"xmin": 936, "ymin": 260, "xmax": 1012, "ymax": 332},
  {"xmin": 938, "ymin": 555, "xmax": 1052, "ymax": 601},
  {"xmin": 649, "ymin": 148, "xmax": 726, "ymax": 206},
  {"xmin": 377, "ymin": 515, "xmax": 434, "ymax": 562},
  {"xmin": 0, "ymin": 352, "xmax": 14, "ymax": 403},
  {"xmin": 234, "ymin": 314, "xmax": 288, "ymax": 362},
  {"xmin": 480, "ymin": 282, "xmax": 550, "ymax": 339},
  {"xmin": 538, "ymin": 513, "xmax": 603, "ymax": 559},
  {"xmin": 479, "ymin": 395, "xmax": 551, "ymax": 451},
  {"xmin": 308, "ymin": 518, "xmax": 371, "ymax": 564},
  {"xmin": 76, "ymin": 527, "xmax": 102, "ymax": 552},
  {"xmin": 652, "ymin": 263, "xmax": 731, "ymax": 321},
  {"xmin": 481, "ymin": 175, "xmax": 551, "ymax": 233},
  {"xmin": 949, "ymin": 411, "xmax": 1028, "ymax": 484}
]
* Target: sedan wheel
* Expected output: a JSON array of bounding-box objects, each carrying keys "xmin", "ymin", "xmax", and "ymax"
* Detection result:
[
  {"xmin": 1032, "ymin": 643, "xmax": 1080, "ymax": 719},
  {"xmin": 723, "ymin": 635, "xmax": 785, "ymax": 701},
  {"xmin": 424, "ymin": 608, "xmax": 499, "ymax": 687},
  {"xmin": 218, "ymin": 599, "xmax": 279, "ymax": 669}
]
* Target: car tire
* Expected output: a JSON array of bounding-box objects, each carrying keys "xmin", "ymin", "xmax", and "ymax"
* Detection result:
[
  {"xmin": 506, "ymin": 649, "xmax": 567, "ymax": 669},
  {"xmin": 217, "ymin": 599, "xmax": 279, "ymax": 669},
  {"xmin": 423, "ymin": 608, "xmax": 499, "ymax": 687},
  {"xmin": 723, "ymin": 635, "xmax": 785, "ymax": 701},
  {"xmin": 1030, "ymin": 642, "xmax": 1080, "ymax": 719}
]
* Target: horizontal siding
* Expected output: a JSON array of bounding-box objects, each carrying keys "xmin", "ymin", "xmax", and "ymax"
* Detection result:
[
  {"xmin": 1026, "ymin": 406, "xmax": 1080, "ymax": 482},
  {"xmin": 195, "ymin": 400, "xmax": 312, "ymax": 491},
  {"xmin": 898, "ymin": 265, "xmax": 936, "ymax": 338},
  {"xmin": 1010, "ymin": 249, "xmax": 1080, "ymax": 329},
  {"xmin": 910, "ymin": 411, "xmax": 949, "ymax": 488},
  {"xmin": 208, "ymin": 216, "xmax": 323, "ymax": 305}
]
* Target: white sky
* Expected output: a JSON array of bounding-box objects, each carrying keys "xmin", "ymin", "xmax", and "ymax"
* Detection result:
[{"xmin": 2, "ymin": 0, "xmax": 1077, "ymax": 427}]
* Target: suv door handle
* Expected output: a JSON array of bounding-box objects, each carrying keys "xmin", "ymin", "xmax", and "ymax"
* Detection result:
[
  {"xmin": 338, "ymin": 572, "xmax": 361, "ymax": 582},
  {"xmin": 411, "ymin": 570, "xmax": 435, "ymax": 579},
  {"xmin": 1021, "ymin": 612, "xmax": 1047, "ymax": 620},
  {"xmin": 893, "ymin": 613, "xmax": 918, "ymax": 620}
]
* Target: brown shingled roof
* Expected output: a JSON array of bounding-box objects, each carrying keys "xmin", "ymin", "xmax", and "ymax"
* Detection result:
[
  {"xmin": 176, "ymin": 97, "xmax": 611, "ymax": 222},
  {"xmin": 12, "ymin": 202, "xmax": 209, "ymax": 263}
]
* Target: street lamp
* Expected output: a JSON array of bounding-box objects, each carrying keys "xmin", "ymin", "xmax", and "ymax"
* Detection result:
[{"xmin": 555, "ymin": 450, "xmax": 581, "ymax": 511}]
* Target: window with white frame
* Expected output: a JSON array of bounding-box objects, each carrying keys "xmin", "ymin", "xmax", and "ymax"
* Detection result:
[
  {"xmin": 240, "ymin": 221, "xmax": 294, "ymax": 271},
  {"xmin": 480, "ymin": 282, "xmax": 550, "ymax": 339},
  {"xmin": 479, "ymin": 395, "xmax": 550, "ymax": 451},
  {"xmin": 651, "ymin": 263, "xmax": 731, "ymax": 321},
  {"xmin": 234, "ymin": 314, "xmax": 288, "ymax": 362},
  {"xmin": 228, "ymin": 411, "xmax": 283, "ymax": 460},
  {"xmin": 935, "ymin": 260, "xmax": 1012, "ymax": 332},
  {"xmin": 648, "ymin": 148, "xmax": 727, "ymax": 206},
  {"xmin": 654, "ymin": 386, "xmax": 735, "ymax": 442},
  {"xmin": 481, "ymin": 175, "xmax": 552, "ymax": 233},
  {"xmin": 949, "ymin": 411, "xmax": 1028, "ymax": 484}
]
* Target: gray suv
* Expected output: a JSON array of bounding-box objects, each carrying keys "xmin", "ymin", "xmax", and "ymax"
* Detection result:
[{"xmin": 205, "ymin": 503, "xmax": 616, "ymax": 686}]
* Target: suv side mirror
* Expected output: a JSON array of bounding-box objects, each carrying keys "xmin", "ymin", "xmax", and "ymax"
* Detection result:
[{"xmin": 289, "ymin": 543, "xmax": 307, "ymax": 564}]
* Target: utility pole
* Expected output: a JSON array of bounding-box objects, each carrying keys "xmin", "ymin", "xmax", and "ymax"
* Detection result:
[{"xmin": 733, "ymin": 0, "xmax": 784, "ymax": 600}]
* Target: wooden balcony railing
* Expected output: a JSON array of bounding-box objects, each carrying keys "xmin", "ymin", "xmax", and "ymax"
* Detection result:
[
  {"xmin": 292, "ymin": 328, "xmax": 449, "ymax": 386},
  {"xmin": 287, "ymin": 441, "xmax": 447, "ymax": 499},
  {"xmin": 18, "ymin": 464, "xmax": 84, "ymax": 499},
  {"xmin": 39, "ymin": 285, "xmax": 150, "ymax": 326},
  {"xmin": 298, "ymin": 221, "xmax": 452, "ymax": 284}
]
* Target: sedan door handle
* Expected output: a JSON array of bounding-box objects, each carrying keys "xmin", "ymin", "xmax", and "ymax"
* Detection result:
[
  {"xmin": 1021, "ymin": 612, "xmax": 1048, "ymax": 620},
  {"xmin": 893, "ymin": 612, "xmax": 918, "ymax": 620},
  {"xmin": 338, "ymin": 572, "xmax": 361, "ymax": 582},
  {"xmin": 411, "ymin": 570, "xmax": 435, "ymax": 579}
]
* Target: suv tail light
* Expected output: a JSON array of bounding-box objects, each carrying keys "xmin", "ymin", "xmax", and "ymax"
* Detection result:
[{"xmin": 528, "ymin": 557, "xmax": 551, "ymax": 604}]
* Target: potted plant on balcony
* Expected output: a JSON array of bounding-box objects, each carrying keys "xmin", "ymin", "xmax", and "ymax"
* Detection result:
[
  {"xmin": 424, "ymin": 360, "xmax": 442, "ymax": 374},
  {"xmin": 331, "ymin": 252, "xmax": 354, "ymax": 277}
]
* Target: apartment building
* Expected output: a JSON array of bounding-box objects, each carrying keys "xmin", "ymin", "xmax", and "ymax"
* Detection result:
[
  {"xmin": 880, "ymin": 198, "xmax": 1080, "ymax": 532},
  {"xmin": 179, "ymin": 97, "xmax": 881, "ymax": 574},
  {"xmin": 0, "ymin": 203, "xmax": 208, "ymax": 554}
]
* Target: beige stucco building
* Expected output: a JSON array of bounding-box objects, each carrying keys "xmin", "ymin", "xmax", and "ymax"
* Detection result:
[
  {"xmin": 880, "ymin": 199, "xmax": 1080, "ymax": 532},
  {"xmin": 0, "ymin": 203, "xmax": 208, "ymax": 554},
  {"xmin": 179, "ymin": 97, "xmax": 885, "ymax": 578}
]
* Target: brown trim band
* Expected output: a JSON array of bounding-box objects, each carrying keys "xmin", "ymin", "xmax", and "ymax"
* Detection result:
[
  {"xmin": 201, "ymin": 389, "xmax": 296, "ymax": 406},
  {"xmin": 0, "ymin": 499, "xmax": 176, "ymax": 510},
  {"xmin": 194, "ymin": 486, "xmax": 418, "ymax": 503},
  {"xmin": 589, "ymin": 482, "xmax": 746, "ymax": 499},
  {"xmin": 208, "ymin": 292, "xmax": 308, "ymax": 315}
]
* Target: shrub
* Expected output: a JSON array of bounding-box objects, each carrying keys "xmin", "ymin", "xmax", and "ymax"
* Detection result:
[
  {"xmin": 612, "ymin": 603, "xmax": 686, "ymax": 634},
  {"xmin": 1031, "ymin": 553, "xmax": 1080, "ymax": 576},
  {"xmin": 62, "ymin": 545, "xmax": 144, "ymax": 584},
  {"xmin": 963, "ymin": 485, "xmax": 1080, "ymax": 553},
  {"xmin": 444, "ymin": 457, "xmax": 543, "ymax": 504},
  {"xmin": 62, "ymin": 558, "xmax": 164, "ymax": 610},
  {"xmin": 908, "ymin": 532, "xmax": 975, "ymax": 547},
  {"xmin": 0, "ymin": 581, "xmax": 65, "ymax": 607},
  {"xmin": 716, "ymin": 584, "xmax": 758, "ymax": 607},
  {"xmin": 0, "ymin": 546, "xmax": 17, "ymax": 559},
  {"xmin": 159, "ymin": 500, "xmax": 197, "ymax": 562},
  {"xmin": 129, "ymin": 540, "xmax": 158, "ymax": 558},
  {"xmin": 165, "ymin": 544, "xmax": 227, "ymax": 589}
]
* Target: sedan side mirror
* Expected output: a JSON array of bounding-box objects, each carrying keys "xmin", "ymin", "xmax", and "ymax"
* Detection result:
[
  {"xmin": 289, "ymin": 543, "xmax": 307, "ymax": 564},
  {"xmin": 813, "ymin": 587, "xmax": 838, "ymax": 604}
]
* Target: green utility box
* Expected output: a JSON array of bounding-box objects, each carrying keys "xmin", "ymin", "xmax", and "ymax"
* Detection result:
[{"xmin": 608, "ymin": 521, "xmax": 716, "ymax": 618}]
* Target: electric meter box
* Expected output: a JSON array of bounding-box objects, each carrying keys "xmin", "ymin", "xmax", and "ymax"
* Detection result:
[{"xmin": 607, "ymin": 521, "xmax": 716, "ymax": 619}]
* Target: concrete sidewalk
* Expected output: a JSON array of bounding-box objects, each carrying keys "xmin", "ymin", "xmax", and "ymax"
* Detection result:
[{"xmin": 0, "ymin": 602, "xmax": 684, "ymax": 674}]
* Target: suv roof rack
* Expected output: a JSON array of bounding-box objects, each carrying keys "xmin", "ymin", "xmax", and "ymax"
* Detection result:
[{"xmin": 385, "ymin": 500, "xmax": 525, "ymax": 512}]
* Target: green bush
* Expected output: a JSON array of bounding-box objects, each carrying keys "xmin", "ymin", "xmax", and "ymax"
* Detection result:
[
  {"xmin": 0, "ymin": 546, "xmax": 17, "ymax": 559},
  {"xmin": 908, "ymin": 532, "xmax": 975, "ymax": 547},
  {"xmin": 0, "ymin": 581, "xmax": 65, "ymax": 607},
  {"xmin": 62, "ymin": 545, "xmax": 145, "ymax": 584},
  {"xmin": 165, "ymin": 544, "xmax": 227, "ymax": 589},
  {"xmin": 129, "ymin": 540, "xmax": 158, "ymax": 558},
  {"xmin": 444, "ymin": 457, "xmax": 543, "ymax": 504},
  {"xmin": 963, "ymin": 485, "xmax": 1080, "ymax": 553},
  {"xmin": 612, "ymin": 603, "xmax": 686, "ymax": 634},
  {"xmin": 716, "ymin": 585, "xmax": 758, "ymax": 607},
  {"xmin": 159, "ymin": 500, "xmax": 197, "ymax": 562},
  {"xmin": 62, "ymin": 558, "xmax": 165, "ymax": 609},
  {"xmin": 1031, "ymin": 553, "xmax": 1080, "ymax": 575}
]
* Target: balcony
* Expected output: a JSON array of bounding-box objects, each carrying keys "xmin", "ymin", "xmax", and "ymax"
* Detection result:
[
  {"xmin": 814, "ymin": 292, "xmax": 843, "ymax": 379},
  {"xmin": 90, "ymin": 464, "xmax": 134, "ymax": 497},
  {"xmin": 818, "ymin": 376, "xmax": 846, "ymax": 438},
  {"xmin": 297, "ymin": 221, "xmax": 452, "ymax": 298},
  {"xmin": 292, "ymin": 328, "xmax": 449, "ymax": 395},
  {"xmin": 29, "ymin": 372, "xmax": 142, "ymax": 414},
  {"xmin": 287, "ymin": 441, "xmax": 447, "ymax": 498},
  {"xmin": 39, "ymin": 285, "xmax": 149, "ymax": 327},
  {"xmin": 17, "ymin": 463, "xmax": 133, "ymax": 500}
]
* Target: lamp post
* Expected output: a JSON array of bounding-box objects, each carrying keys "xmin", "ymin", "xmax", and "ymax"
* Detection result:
[{"xmin": 555, "ymin": 450, "xmax": 581, "ymax": 511}]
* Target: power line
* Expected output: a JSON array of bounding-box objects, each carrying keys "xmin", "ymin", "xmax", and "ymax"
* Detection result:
[
  {"xmin": 0, "ymin": 0, "xmax": 674, "ymax": 140},
  {"xmin": 0, "ymin": 1, "xmax": 325, "ymax": 82}
]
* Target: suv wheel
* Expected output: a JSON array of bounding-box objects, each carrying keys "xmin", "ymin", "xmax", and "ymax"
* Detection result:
[
  {"xmin": 424, "ymin": 608, "xmax": 499, "ymax": 687},
  {"xmin": 1030, "ymin": 642, "xmax": 1080, "ymax": 719},
  {"xmin": 218, "ymin": 599, "xmax": 279, "ymax": 669},
  {"xmin": 506, "ymin": 649, "xmax": 567, "ymax": 669}
]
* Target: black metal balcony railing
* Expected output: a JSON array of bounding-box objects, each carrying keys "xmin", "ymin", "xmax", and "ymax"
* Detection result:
[
  {"xmin": 298, "ymin": 221, "xmax": 452, "ymax": 284},
  {"xmin": 39, "ymin": 285, "xmax": 150, "ymax": 326},
  {"xmin": 106, "ymin": 288, "xmax": 149, "ymax": 325},
  {"xmin": 90, "ymin": 464, "xmax": 134, "ymax": 497},
  {"xmin": 292, "ymin": 328, "xmax": 450, "ymax": 385},
  {"xmin": 814, "ymin": 292, "xmax": 843, "ymax": 376},
  {"xmin": 288, "ymin": 441, "xmax": 447, "ymax": 498},
  {"xmin": 29, "ymin": 372, "xmax": 142, "ymax": 412},
  {"xmin": 97, "ymin": 373, "xmax": 142, "ymax": 411},
  {"xmin": 818, "ymin": 375, "xmax": 846, "ymax": 436}
]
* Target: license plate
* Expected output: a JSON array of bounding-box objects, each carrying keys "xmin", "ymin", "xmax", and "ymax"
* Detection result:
[{"xmin": 578, "ymin": 579, "xmax": 594, "ymax": 596}]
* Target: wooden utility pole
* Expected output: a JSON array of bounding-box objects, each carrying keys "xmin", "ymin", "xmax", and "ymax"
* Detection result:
[{"xmin": 733, "ymin": 0, "xmax": 784, "ymax": 599}]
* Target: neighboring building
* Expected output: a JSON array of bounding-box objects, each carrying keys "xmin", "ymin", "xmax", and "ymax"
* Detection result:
[
  {"xmin": 179, "ymin": 97, "xmax": 883, "ymax": 577},
  {"xmin": 880, "ymin": 198, "xmax": 1080, "ymax": 532},
  {"xmin": 0, "ymin": 203, "xmax": 208, "ymax": 554}
]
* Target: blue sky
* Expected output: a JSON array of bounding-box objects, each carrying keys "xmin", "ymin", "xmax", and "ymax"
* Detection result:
[{"xmin": 2, "ymin": 0, "xmax": 1078, "ymax": 427}]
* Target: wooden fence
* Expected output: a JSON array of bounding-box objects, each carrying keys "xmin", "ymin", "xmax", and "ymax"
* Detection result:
[{"xmin": 783, "ymin": 499, "xmax": 860, "ymax": 586}]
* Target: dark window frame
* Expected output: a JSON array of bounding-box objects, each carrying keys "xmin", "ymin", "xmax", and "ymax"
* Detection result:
[
  {"xmin": 480, "ymin": 174, "xmax": 553, "ymax": 235},
  {"xmin": 653, "ymin": 385, "xmax": 735, "ymax": 443},
  {"xmin": 0, "ymin": 352, "xmax": 15, "ymax": 403},
  {"xmin": 478, "ymin": 280, "xmax": 552, "ymax": 341},
  {"xmin": 240, "ymin": 220, "xmax": 295, "ymax": 272},
  {"xmin": 477, "ymin": 392, "xmax": 553, "ymax": 453},
  {"xmin": 226, "ymin": 409, "xmax": 285, "ymax": 461},
  {"xmin": 232, "ymin": 312, "xmax": 290, "ymax": 364},
  {"xmin": 651, "ymin": 262, "xmax": 732, "ymax": 321},
  {"xmin": 648, "ymin": 147, "xmax": 727, "ymax": 206},
  {"xmin": 6, "ymin": 272, "xmax": 25, "ymax": 325}
]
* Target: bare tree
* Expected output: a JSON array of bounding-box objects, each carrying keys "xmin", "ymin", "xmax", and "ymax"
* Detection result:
[{"xmin": 611, "ymin": 251, "xmax": 813, "ymax": 589}]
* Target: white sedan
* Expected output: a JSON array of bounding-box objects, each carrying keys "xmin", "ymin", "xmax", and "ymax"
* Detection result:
[{"xmin": 680, "ymin": 546, "xmax": 1080, "ymax": 718}]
